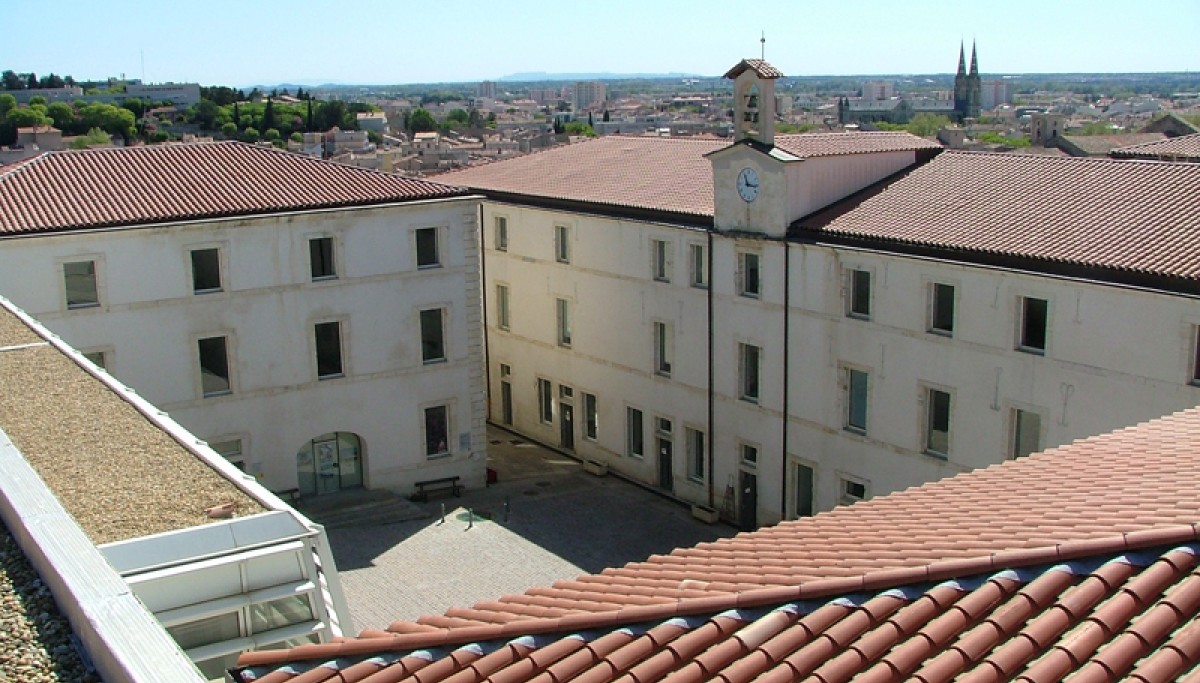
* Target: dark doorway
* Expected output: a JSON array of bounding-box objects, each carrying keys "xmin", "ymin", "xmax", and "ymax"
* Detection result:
[
  {"xmin": 657, "ymin": 436, "xmax": 673, "ymax": 491},
  {"xmin": 500, "ymin": 380, "xmax": 513, "ymax": 425},
  {"xmin": 739, "ymin": 470, "xmax": 758, "ymax": 530},
  {"xmin": 794, "ymin": 463, "xmax": 814, "ymax": 518},
  {"xmin": 560, "ymin": 402, "xmax": 575, "ymax": 450}
]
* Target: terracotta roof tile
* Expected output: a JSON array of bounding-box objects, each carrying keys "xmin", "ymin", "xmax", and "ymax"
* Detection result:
[
  {"xmin": 1060, "ymin": 133, "xmax": 1167, "ymax": 156},
  {"xmin": 1110, "ymin": 132, "xmax": 1200, "ymax": 161},
  {"xmin": 0, "ymin": 142, "xmax": 467, "ymax": 236},
  {"xmin": 439, "ymin": 133, "xmax": 937, "ymax": 219},
  {"xmin": 795, "ymin": 151, "xmax": 1200, "ymax": 283},
  {"xmin": 235, "ymin": 408, "xmax": 1200, "ymax": 682},
  {"xmin": 723, "ymin": 59, "xmax": 785, "ymax": 79}
]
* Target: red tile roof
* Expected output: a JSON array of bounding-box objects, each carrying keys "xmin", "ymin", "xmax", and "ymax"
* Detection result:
[
  {"xmin": 0, "ymin": 142, "xmax": 468, "ymax": 236},
  {"xmin": 795, "ymin": 151, "xmax": 1200, "ymax": 283},
  {"xmin": 439, "ymin": 133, "xmax": 938, "ymax": 219},
  {"xmin": 1110, "ymin": 132, "xmax": 1200, "ymax": 161},
  {"xmin": 1059, "ymin": 133, "xmax": 1167, "ymax": 156},
  {"xmin": 235, "ymin": 407, "xmax": 1200, "ymax": 682},
  {"xmin": 723, "ymin": 59, "xmax": 785, "ymax": 80}
]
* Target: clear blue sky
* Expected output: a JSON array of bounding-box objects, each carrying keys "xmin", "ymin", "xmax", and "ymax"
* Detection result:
[{"xmin": 5, "ymin": 0, "xmax": 1198, "ymax": 86}]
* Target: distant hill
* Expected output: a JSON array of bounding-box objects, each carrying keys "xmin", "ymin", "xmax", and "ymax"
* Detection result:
[{"xmin": 498, "ymin": 72, "xmax": 704, "ymax": 82}]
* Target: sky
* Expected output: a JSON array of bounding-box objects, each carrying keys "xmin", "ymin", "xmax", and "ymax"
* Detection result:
[{"xmin": 4, "ymin": 0, "xmax": 1198, "ymax": 87}]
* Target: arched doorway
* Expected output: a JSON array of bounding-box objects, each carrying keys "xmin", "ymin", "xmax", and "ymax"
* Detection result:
[{"xmin": 296, "ymin": 432, "xmax": 364, "ymax": 496}]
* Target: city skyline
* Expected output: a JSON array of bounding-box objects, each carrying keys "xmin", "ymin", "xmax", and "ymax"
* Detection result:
[{"xmin": 4, "ymin": 0, "xmax": 1199, "ymax": 87}]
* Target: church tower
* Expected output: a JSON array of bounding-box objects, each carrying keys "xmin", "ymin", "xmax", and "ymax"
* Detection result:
[
  {"xmin": 966, "ymin": 42, "xmax": 982, "ymax": 119},
  {"xmin": 725, "ymin": 59, "xmax": 781, "ymax": 146},
  {"xmin": 953, "ymin": 42, "xmax": 969, "ymax": 123}
]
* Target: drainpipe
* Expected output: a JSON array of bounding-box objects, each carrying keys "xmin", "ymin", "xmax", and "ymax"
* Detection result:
[
  {"xmin": 780, "ymin": 240, "xmax": 790, "ymax": 519},
  {"xmin": 706, "ymin": 228, "xmax": 715, "ymax": 508},
  {"xmin": 479, "ymin": 202, "xmax": 491, "ymax": 422}
]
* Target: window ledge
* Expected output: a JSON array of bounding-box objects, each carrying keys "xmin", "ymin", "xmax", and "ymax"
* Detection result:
[
  {"xmin": 927, "ymin": 329, "xmax": 953, "ymax": 338},
  {"xmin": 425, "ymin": 452, "xmax": 451, "ymax": 460},
  {"xmin": 1016, "ymin": 346, "xmax": 1046, "ymax": 356},
  {"xmin": 310, "ymin": 276, "xmax": 338, "ymax": 283},
  {"xmin": 193, "ymin": 288, "xmax": 224, "ymax": 295},
  {"xmin": 844, "ymin": 426, "xmax": 867, "ymax": 437},
  {"xmin": 202, "ymin": 390, "xmax": 233, "ymax": 399},
  {"xmin": 417, "ymin": 264, "xmax": 443, "ymax": 270},
  {"xmin": 317, "ymin": 373, "xmax": 345, "ymax": 381},
  {"xmin": 423, "ymin": 358, "xmax": 447, "ymax": 365},
  {"xmin": 923, "ymin": 450, "xmax": 949, "ymax": 461},
  {"xmin": 846, "ymin": 312, "xmax": 871, "ymax": 321},
  {"xmin": 67, "ymin": 302, "xmax": 101, "ymax": 311}
]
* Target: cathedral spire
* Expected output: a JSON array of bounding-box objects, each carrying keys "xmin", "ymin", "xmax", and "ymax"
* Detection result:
[
  {"xmin": 957, "ymin": 41, "xmax": 967, "ymax": 76},
  {"xmin": 969, "ymin": 41, "xmax": 979, "ymax": 76}
]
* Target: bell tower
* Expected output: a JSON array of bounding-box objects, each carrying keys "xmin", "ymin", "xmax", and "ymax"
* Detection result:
[{"xmin": 724, "ymin": 59, "xmax": 782, "ymax": 146}]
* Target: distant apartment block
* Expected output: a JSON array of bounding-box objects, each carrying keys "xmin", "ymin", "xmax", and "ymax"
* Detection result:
[
  {"xmin": 860, "ymin": 80, "xmax": 895, "ymax": 101},
  {"xmin": 980, "ymin": 79, "xmax": 1012, "ymax": 111},
  {"xmin": 477, "ymin": 80, "xmax": 496, "ymax": 98},
  {"xmin": 572, "ymin": 81, "xmax": 606, "ymax": 111}
]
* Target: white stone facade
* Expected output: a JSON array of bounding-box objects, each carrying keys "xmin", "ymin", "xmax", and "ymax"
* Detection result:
[{"xmin": 0, "ymin": 199, "xmax": 487, "ymax": 497}]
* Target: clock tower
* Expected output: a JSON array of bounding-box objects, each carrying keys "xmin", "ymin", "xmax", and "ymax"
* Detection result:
[{"xmin": 708, "ymin": 59, "xmax": 788, "ymax": 236}]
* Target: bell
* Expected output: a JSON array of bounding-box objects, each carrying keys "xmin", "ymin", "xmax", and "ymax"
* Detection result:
[{"xmin": 746, "ymin": 94, "xmax": 758, "ymax": 108}]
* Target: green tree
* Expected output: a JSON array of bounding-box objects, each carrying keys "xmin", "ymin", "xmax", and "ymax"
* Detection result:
[
  {"xmin": 2, "ymin": 71, "xmax": 22, "ymax": 90},
  {"xmin": 220, "ymin": 122, "xmax": 238, "ymax": 138},
  {"xmin": 905, "ymin": 113, "xmax": 951, "ymax": 137},
  {"xmin": 262, "ymin": 98, "xmax": 276, "ymax": 132},
  {"xmin": 69, "ymin": 127, "xmax": 112, "ymax": 149},
  {"xmin": 25, "ymin": 73, "xmax": 37, "ymax": 89},
  {"xmin": 190, "ymin": 99, "xmax": 221, "ymax": 130},
  {"xmin": 446, "ymin": 108, "xmax": 469, "ymax": 125},
  {"xmin": 45, "ymin": 102, "xmax": 76, "ymax": 131},
  {"xmin": 78, "ymin": 103, "xmax": 135, "ymax": 140},
  {"xmin": 408, "ymin": 108, "xmax": 436, "ymax": 133},
  {"xmin": 289, "ymin": 131, "xmax": 303, "ymax": 142},
  {"xmin": 39, "ymin": 73, "xmax": 65, "ymax": 89},
  {"xmin": 240, "ymin": 127, "xmax": 260, "ymax": 142},
  {"xmin": 263, "ymin": 128, "xmax": 280, "ymax": 142},
  {"xmin": 5, "ymin": 107, "xmax": 50, "ymax": 127},
  {"xmin": 564, "ymin": 121, "xmax": 597, "ymax": 137},
  {"xmin": 28, "ymin": 95, "xmax": 47, "ymax": 107},
  {"xmin": 0, "ymin": 93, "xmax": 16, "ymax": 118}
]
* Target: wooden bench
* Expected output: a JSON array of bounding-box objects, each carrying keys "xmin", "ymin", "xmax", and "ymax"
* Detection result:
[{"xmin": 412, "ymin": 476, "xmax": 461, "ymax": 502}]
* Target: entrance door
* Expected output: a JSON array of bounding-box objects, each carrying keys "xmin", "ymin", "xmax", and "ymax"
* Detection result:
[
  {"xmin": 739, "ymin": 470, "xmax": 758, "ymax": 531},
  {"xmin": 794, "ymin": 463, "xmax": 814, "ymax": 518},
  {"xmin": 500, "ymin": 380, "xmax": 513, "ymax": 425},
  {"xmin": 297, "ymin": 432, "xmax": 365, "ymax": 497},
  {"xmin": 560, "ymin": 403, "xmax": 575, "ymax": 450},
  {"xmin": 657, "ymin": 437, "xmax": 673, "ymax": 491}
]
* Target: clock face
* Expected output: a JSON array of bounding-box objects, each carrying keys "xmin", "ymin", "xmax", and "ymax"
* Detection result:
[{"xmin": 737, "ymin": 167, "xmax": 760, "ymax": 202}]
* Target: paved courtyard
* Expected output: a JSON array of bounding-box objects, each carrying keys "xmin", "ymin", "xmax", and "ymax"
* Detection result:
[{"xmin": 310, "ymin": 425, "xmax": 738, "ymax": 633}]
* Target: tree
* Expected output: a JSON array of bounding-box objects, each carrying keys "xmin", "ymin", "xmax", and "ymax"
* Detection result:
[
  {"xmin": 46, "ymin": 102, "xmax": 76, "ymax": 131},
  {"xmin": 262, "ymin": 98, "xmax": 276, "ymax": 132},
  {"xmin": 564, "ymin": 121, "xmax": 597, "ymax": 137},
  {"xmin": 27, "ymin": 96, "xmax": 47, "ymax": 107},
  {"xmin": 5, "ymin": 107, "xmax": 51, "ymax": 128},
  {"xmin": 2, "ymin": 70, "xmax": 23, "ymax": 90},
  {"xmin": 190, "ymin": 99, "xmax": 221, "ymax": 130},
  {"xmin": 306, "ymin": 99, "xmax": 313, "ymax": 131},
  {"xmin": 78, "ymin": 102, "xmax": 135, "ymax": 141},
  {"xmin": 587, "ymin": 112, "xmax": 594, "ymax": 127},
  {"xmin": 220, "ymin": 122, "xmax": 238, "ymax": 138},
  {"xmin": 446, "ymin": 108, "xmax": 469, "ymax": 125},
  {"xmin": 26, "ymin": 73, "xmax": 37, "ymax": 89},
  {"xmin": 905, "ymin": 113, "xmax": 951, "ymax": 137},
  {"xmin": 603, "ymin": 109, "xmax": 610, "ymax": 122},
  {"xmin": 69, "ymin": 127, "xmax": 111, "ymax": 149},
  {"xmin": 408, "ymin": 108, "xmax": 436, "ymax": 133},
  {"xmin": 263, "ymin": 128, "xmax": 280, "ymax": 142},
  {"xmin": 39, "ymin": 73, "xmax": 65, "ymax": 89},
  {"xmin": 0, "ymin": 93, "xmax": 16, "ymax": 118},
  {"xmin": 240, "ymin": 127, "xmax": 260, "ymax": 142},
  {"xmin": 289, "ymin": 131, "xmax": 303, "ymax": 142}
]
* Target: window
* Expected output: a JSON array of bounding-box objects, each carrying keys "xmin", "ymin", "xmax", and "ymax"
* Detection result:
[
  {"xmin": 415, "ymin": 227, "xmax": 440, "ymax": 268},
  {"xmin": 424, "ymin": 405, "xmax": 449, "ymax": 457},
  {"xmin": 191, "ymin": 248, "xmax": 222, "ymax": 293},
  {"xmin": 538, "ymin": 378, "xmax": 553, "ymax": 423},
  {"xmin": 652, "ymin": 239, "xmax": 671, "ymax": 282},
  {"xmin": 741, "ymin": 443, "xmax": 758, "ymax": 467},
  {"xmin": 690, "ymin": 244, "xmax": 708, "ymax": 288},
  {"xmin": 584, "ymin": 392, "xmax": 598, "ymax": 440},
  {"xmin": 82, "ymin": 350, "xmax": 108, "ymax": 371},
  {"xmin": 495, "ymin": 216, "xmax": 508, "ymax": 252},
  {"xmin": 63, "ymin": 260, "xmax": 99, "ymax": 309},
  {"xmin": 653, "ymin": 321, "xmax": 672, "ymax": 376},
  {"xmin": 848, "ymin": 269, "xmax": 871, "ymax": 318},
  {"xmin": 738, "ymin": 252, "xmax": 760, "ymax": 298},
  {"xmin": 555, "ymin": 225, "xmax": 570, "ymax": 263},
  {"xmin": 309, "ymin": 237, "xmax": 336, "ymax": 280},
  {"xmin": 686, "ymin": 428, "xmax": 705, "ymax": 482},
  {"xmin": 1019, "ymin": 296, "xmax": 1048, "ymax": 353},
  {"xmin": 845, "ymin": 368, "xmax": 869, "ymax": 433},
  {"xmin": 496, "ymin": 284, "xmax": 510, "ymax": 330},
  {"xmin": 841, "ymin": 477, "xmax": 867, "ymax": 504},
  {"xmin": 198, "ymin": 336, "xmax": 231, "ymax": 397},
  {"xmin": 929, "ymin": 283, "xmax": 954, "ymax": 335},
  {"xmin": 739, "ymin": 343, "xmax": 760, "ymax": 403},
  {"xmin": 420, "ymin": 308, "xmax": 445, "ymax": 363},
  {"xmin": 925, "ymin": 388, "xmax": 952, "ymax": 456},
  {"xmin": 210, "ymin": 438, "xmax": 245, "ymax": 471},
  {"xmin": 1012, "ymin": 409, "xmax": 1041, "ymax": 459},
  {"xmin": 556, "ymin": 298, "xmax": 571, "ymax": 347},
  {"xmin": 626, "ymin": 407, "xmax": 644, "ymax": 457},
  {"xmin": 314, "ymin": 321, "xmax": 343, "ymax": 379}
]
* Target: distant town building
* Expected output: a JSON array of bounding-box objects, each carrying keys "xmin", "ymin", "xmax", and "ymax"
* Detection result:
[
  {"xmin": 980, "ymin": 79, "xmax": 1012, "ymax": 111},
  {"xmin": 477, "ymin": 80, "xmax": 496, "ymax": 98},
  {"xmin": 953, "ymin": 42, "xmax": 983, "ymax": 120},
  {"xmin": 860, "ymin": 80, "xmax": 895, "ymax": 101},
  {"xmin": 572, "ymin": 81, "xmax": 607, "ymax": 111}
]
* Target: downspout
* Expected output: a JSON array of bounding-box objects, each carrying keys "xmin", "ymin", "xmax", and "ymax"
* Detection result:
[
  {"xmin": 706, "ymin": 228, "xmax": 715, "ymax": 508},
  {"xmin": 780, "ymin": 240, "xmax": 790, "ymax": 519},
  {"xmin": 479, "ymin": 202, "xmax": 491, "ymax": 422}
]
